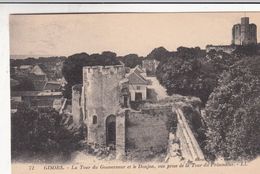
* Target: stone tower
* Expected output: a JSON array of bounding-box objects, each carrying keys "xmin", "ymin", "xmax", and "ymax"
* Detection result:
[
  {"xmin": 72, "ymin": 84, "xmax": 83, "ymax": 125},
  {"xmin": 80, "ymin": 64, "xmax": 129, "ymax": 157},
  {"xmin": 232, "ymin": 17, "xmax": 257, "ymax": 45}
]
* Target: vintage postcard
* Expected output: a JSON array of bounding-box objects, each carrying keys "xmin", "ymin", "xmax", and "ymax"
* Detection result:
[{"xmin": 9, "ymin": 11, "xmax": 260, "ymax": 174}]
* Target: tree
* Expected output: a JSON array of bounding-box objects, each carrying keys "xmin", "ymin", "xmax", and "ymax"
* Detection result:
[
  {"xmin": 156, "ymin": 47, "xmax": 215, "ymax": 104},
  {"xmin": 11, "ymin": 76, "xmax": 35, "ymax": 91},
  {"xmin": 204, "ymin": 56, "xmax": 260, "ymax": 161},
  {"xmin": 11, "ymin": 103, "xmax": 82, "ymax": 161},
  {"xmin": 233, "ymin": 44, "xmax": 259, "ymax": 56},
  {"xmin": 146, "ymin": 46, "xmax": 173, "ymax": 62},
  {"xmin": 156, "ymin": 47, "xmax": 241, "ymax": 105},
  {"xmin": 62, "ymin": 52, "xmax": 121, "ymax": 98},
  {"xmin": 117, "ymin": 54, "xmax": 143, "ymax": 68},
  {"xmin": 205, "ymin": 49, "xmax": 240, "ymax": 74}
]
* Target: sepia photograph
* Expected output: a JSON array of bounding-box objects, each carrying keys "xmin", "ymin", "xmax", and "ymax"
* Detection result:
[{"xmin": 7, "ymin": 10, "xmax": 260, "ymax": 173}]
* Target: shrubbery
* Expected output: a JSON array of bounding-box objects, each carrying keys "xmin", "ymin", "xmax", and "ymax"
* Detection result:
[
  {"xmin": 11, "ymin": 103, "xmax": 83, "ymax": 162},
  {"xmin": 204, "ymin": 56, "xmax": 260, "ymax": 161},
  {"xmin": 156, "ymin": 45, "xmax": 260, "ymax": 161},
  {"xmin": 157, "ymin": 47, "xmax": 209, "ymax": 104}
]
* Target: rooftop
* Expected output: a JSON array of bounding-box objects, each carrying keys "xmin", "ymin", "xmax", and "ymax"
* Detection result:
[
  {"xmin": 127, "ymin": 70, "xmax": 149, "ymax": 85},
  {"xmin": 83, "ymin": 64, "xmax": 124, "ymax": 69},
  {"xmin": 19, "ymin": 65, "xmax": 33, "ymax": 69},
  {"xmin": 30, "ymin": 65, "xmax": 46, "ymax": 76},
  {"xmin": 44, "ymin": 81, "xmax": 61, "ymax": 91},
  {"xmin": 11, "ymin": 91, "xmax": 62, "ymax": 97}
]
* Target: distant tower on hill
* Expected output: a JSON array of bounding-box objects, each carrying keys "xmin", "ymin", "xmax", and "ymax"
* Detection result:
[{"xmin": 232, "ymin": 17, "xmax": 257, "ymax": 45}]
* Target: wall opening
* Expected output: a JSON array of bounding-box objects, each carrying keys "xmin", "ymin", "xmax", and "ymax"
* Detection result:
[
  {"xmin": 83, "ymin": 109, "xmax": 87, "ymax": 120},
  {"xmin": 82, "ymin": 124, "xmax": 88, "ymax": 140},
  {"xmin": 123, "ymin": 95, "xmax": 128, "ymax": 107},
  {"xmin": 121, "ymin": 87, "xmax": 129, "ymax": 108},
  {"xmin": 106, "ymin": 115, "xmax": 116, "ymax": 149},
  {"xmin": 135, "ymin": 92, "xmax": 142, "ymax": 101},
  {"xmin": 93, "ymin": 115, "xmax": 97, "ymax": 124}
]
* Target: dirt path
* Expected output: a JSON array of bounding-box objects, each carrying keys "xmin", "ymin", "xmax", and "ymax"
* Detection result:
[{"xmin": 146, "ymin": 76, "xmax": 168, "ymax": 100}]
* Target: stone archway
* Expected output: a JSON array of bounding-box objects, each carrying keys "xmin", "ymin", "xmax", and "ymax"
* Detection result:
[{"xmin": 106, "ymin": 115, "xmax": 116, "ymax": 149}]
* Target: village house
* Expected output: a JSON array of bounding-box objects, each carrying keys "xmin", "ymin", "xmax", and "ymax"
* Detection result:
[
  {"xmin": 43, "ymin": 81, "xmax": 62, "ymax": 92},
  {"xmin": 15, "ymin": 65, "xmax": 34, "ymax": 75},
  {"xmin": 126, "ymin": 65, "xmax": 149, "ymax": 101},
  {"xmin": 11, "ymin": 90, "xmax": 63, "ymax": 110},
  {"xmin": 29, "ymin": 64, "xmax": 48, "ymax": 90},
  {"xmin": 11, "ymin": 63, "xmax": 65, "ymax": 113}
]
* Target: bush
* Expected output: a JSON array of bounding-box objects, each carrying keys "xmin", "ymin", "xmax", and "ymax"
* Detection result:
[
  {"xmin": 156, "ymin": 47, "xmax": 213, "ymax": 104},
  {"xmin": 156, "ymin": 47, "xmax": 240, "ymax": 105},
  {"xmin": 166, "ymin": 111, "xmax": 178, "ymax": 134},
  {"xmin": 11, "ymin": 103, "xmax": 82, "ymax": 162},
  {"xmin": 204, "ymin": 56, "xmax": 260, "ymax": 161}
]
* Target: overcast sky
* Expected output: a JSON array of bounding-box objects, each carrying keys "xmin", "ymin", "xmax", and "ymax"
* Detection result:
[{"xmin": 9, "ymin": 12, "xmax": 260, "ymax": 57}]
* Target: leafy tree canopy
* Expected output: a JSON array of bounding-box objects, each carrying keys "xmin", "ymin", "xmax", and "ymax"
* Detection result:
[
  {"xmin": 11, "ymin": 76, "xmax": 35, "ymax": 91},
  {"xmin": 156, "ymin": 47, "xmax": 214, "ymax": 104},
  {"xmin": 204, "ymin": 56, "xmax": 260, "ymax": 161},
  {"xmin": 156, "ymin": 47, "xmax": 242, "ymax": 104},
  {"xmin": 146, "ymin": 46, "xmax": 173, "ymax": 62},
  {"xmin": 11, "ymin": 103, "xmax": 82, "ymax": 162},
  {"xmin": 117, "ymin": 54, "xmax": 144, "ymax": 68}
]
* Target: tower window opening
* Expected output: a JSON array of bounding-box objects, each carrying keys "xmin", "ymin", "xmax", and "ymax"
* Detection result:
[
  {"xmin": 84, "ymin": 109, "xmax": 88, "ymax": 120},
  {"xmin": 93, "ymin": 115, "xmax": 97, "ymax": 124},
  {"xmin": 123, "ymin": 95, "xmax": 128, "ymax": 108}
]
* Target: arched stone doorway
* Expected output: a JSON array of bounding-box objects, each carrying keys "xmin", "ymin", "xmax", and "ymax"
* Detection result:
[{"xmin": 106, "ymin": 115, "xmax": 116, "ymax": 149}]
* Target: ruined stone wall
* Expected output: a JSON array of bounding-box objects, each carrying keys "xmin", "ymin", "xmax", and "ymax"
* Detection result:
[
  {"xmin": 72, "ymin": 84, "xmax": 82, "ymax": 125},
  {"xmin": 175, "ymin": 108, "xmax": 205, "ymax": 160},
  {"xmin": 125, "ymin": 107, "xmax": 172, "ymax": 154},
  {"xmin": 81, "ymin": 65, "xmax": 126, "ymax": 145},
  {"xmin": 116, "ymin": 110, "xmax": 127, "ymax": 159},
  {"xmin": 206, "ymin": 45, "xmax": 236, "ymax": 54}
]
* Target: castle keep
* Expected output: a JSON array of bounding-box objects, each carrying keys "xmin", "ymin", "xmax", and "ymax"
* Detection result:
[
  {"xmin": 232, "ymin": 17, "xmax": 257, "ymax": 45},
  {"xmin": 206, "ymin": 17, "xmax": 257, "ymax": 53}
]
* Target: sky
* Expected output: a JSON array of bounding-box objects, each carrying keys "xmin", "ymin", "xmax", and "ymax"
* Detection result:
[{"xmin": 9, "ymin": 12, "xmax": 260, "ymax": 58}]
